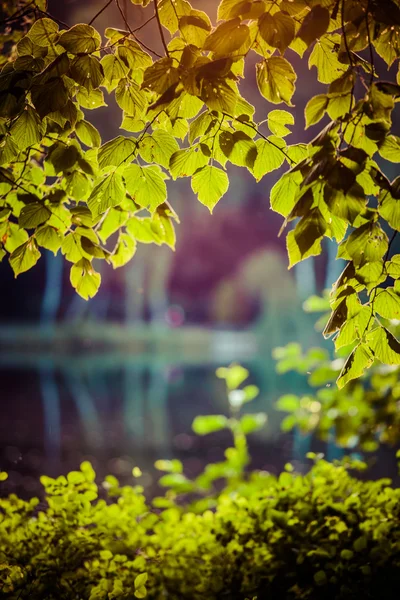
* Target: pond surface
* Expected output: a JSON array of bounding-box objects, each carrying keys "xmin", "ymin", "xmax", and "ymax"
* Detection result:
[{"xmin": 1, "ymin": 335, "xmax": 399, "ymax": 498}]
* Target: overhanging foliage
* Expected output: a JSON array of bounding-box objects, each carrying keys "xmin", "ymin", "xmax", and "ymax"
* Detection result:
[{"xmin": 1, "ymin": 0, "xmax": 400, "ymax": 385}]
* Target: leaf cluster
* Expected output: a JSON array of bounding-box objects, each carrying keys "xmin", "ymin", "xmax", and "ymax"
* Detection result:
[{"xmin": 274, "ymin": 294, "xmax": 400, "ymax": 451}]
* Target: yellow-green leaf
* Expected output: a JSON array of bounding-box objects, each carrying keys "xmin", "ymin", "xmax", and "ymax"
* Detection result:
[
  {"xmin": 76, "ymin": 120, "xmax": 101, "ymax": 148},
  {"xmin": 19, "ymin": 203, "xmax": 51, "ymax": 228},
  {"xmin": 9, "ymin": 239, "xmax": 41, "ymax": 276},
  {"xmin": 191, "ymin": 165, "xmax": 229, "ymax": 212},
  {"xmin": 70, "ymin": 258, "xmax": 101, "ymax": 299},
  {"xmin": 124, "ymin": 164, "xmax": 167, "ymax": 211},
  {"xmin": 256, "ymin": 57, "xmax": 296, "ymax": 105},
  {"xmin": 304, "ymin": 94, "xmax": 328, "ymax": 128},
  {"xmin": 59, "ymin": 24, "xmax": 101, "ymax": 54},
  {"xmin": 337, "ymin": 343, "xmax": 374, "ymax": 389}
]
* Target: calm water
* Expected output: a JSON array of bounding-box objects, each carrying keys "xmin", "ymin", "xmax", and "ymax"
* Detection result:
[{"xmin": 1, "ymin": 343, "xmax": 399, "ymax": 498}]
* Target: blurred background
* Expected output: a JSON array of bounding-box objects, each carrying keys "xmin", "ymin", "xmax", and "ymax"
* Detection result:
[{"xmin": 1, "ymin": 0, "xmax": 400, "ymax": 497}]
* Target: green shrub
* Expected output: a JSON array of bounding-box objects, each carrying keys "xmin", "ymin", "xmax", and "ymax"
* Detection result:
[
  {"xmin": 1, "ymin": 366, "xmax": 400, "ymax": 599},
  {"xmin": 2, "ymin": 457, "xmax": 400, "ymax": 599}
]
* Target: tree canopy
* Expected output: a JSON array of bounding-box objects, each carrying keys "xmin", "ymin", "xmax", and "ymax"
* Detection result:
[{"xmin": 1, "ymin": 0, "xmax": 400, "ymax": 386}]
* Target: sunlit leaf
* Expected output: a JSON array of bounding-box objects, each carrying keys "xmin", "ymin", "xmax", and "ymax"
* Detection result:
[
  {"xmin": 70, "ymin": 258, "xmax": 101, "ymax": 299},
  {"xmin": 191, "ymin": 165, "xmax": 229, "ymax": 212}
]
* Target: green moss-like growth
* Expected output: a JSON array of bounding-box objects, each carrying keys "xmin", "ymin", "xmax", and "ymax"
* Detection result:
[{"xmin": 1, "ymin": 456, "xmax": 400, "ymax": 600}]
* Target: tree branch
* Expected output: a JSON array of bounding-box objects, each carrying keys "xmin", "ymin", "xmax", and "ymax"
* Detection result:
[
  {"xmin": 154, "ymin": 0, "xmax": 169, "ymax": 56},
  {"xmin": 115, "ymin": 0, "xmax": 162, "ymax": 58},
  {"xmin": 89, "ymin": 0, "xmax": 114, "ymax": 26}
]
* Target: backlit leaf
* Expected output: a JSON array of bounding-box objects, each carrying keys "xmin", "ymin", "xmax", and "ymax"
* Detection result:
[
  {"xmin": 124, "ymin": 164, "xmax": 167, "ymax": 211},
  {"xmin": 256, "ymin": 57, "xmax": 296, "ymax": 105},
  {"xmin": 191, "ymin": 165, "xmax": 229, "ymax": 212},
  {"xmin": 9, "ymin": 239, "xmax": 41, "ymax": 276},
  {"xmin": 59, "ymin": 24, "xmax": 101, "ymax": 54},
  {"xmin": 70, "ymin": 258, "xmax": 101, "ymax": 300}
]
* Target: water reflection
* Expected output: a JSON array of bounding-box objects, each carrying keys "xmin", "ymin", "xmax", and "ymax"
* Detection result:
[{"xmin": 1, "ymin": 347, "xmax": 316, "ymax": 496}]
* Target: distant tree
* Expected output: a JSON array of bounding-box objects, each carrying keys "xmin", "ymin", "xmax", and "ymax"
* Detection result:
[{"xmin": 1, "ymin": 0, "xmax": 400, "ymax": 384}]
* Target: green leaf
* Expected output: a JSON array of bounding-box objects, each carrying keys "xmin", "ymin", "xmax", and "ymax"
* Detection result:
[
  {"xmin": 10, "ymin": 107, "xmax": 43, "ymax": 150},
  {"xmin": 191, "ymin": 165, "xmax": 229, "ymax": 213},
  {"xmin": 270, "ymin": 170, "xmax": 301, "ymax": 217},
  {"xmin": 19, "ymin": 203, "xmax": 51, "ymax": 228},
  {"xmin": 337, "ymin": 343, "xmax": 374, "ymax": 389},
  {"xmin": 70, "ymin": 258, "xmax": 101, "ymax": 300},
  {"xmin": 239, "ymin": 413, "xmax": 267, "ymax": 434},
  {"xmin": 252, "ymin": 138, "xmax": 285, "ymax": 181},
  {"xmin": 216, "ymin": 364, "xmax": 249, "ymax": 389},
  {"xmin": 70, "ymin": 55, "xmax": 104, "ymax": 90},
  {"xmin": 35, "ymin": 225, "xmax": 62, "ymax": 255},
  {"xmin": 276, "ymin": 394, "xmax": 300, "ymax": 412},
  {"xmin": 98, "ymin": 208, "xmax": 127, "ymax": 242},
  {"xmin": 116, "ymin": 39, "xmax": 152, "ymax": 69},
  {"xmin": 134, "ymin": 573, "xmax": 148, "ymax": 589},
  {"xmin": 219, "ymin": 131, "xmax": 257, "ymax": 168},
  {"xmin": 124, "ymin": 164, "xmax": 167, "ymax": 211},
  {"xmin": 379, "ymin": 189, "xmax": 400, "ymax": 230},
  {"xmin": 98, "ymin": 136, "xmax": 137, "ymax": 170},
  {"xmin": 204, "ymin": 19, "xmax": 250, "ymax": 57},
  {"xmin": 170, "ymin": 147, "xmax": 208, "ymax": 179},
  {"xmin": 158, "ymin": 0, "xmax": 191, "ymax": 34},
  {"xmin": 199, "ymin": 79, "xmax": 238, "ymax": 113},
  {"xmin": 101, "ymin": 55, "xmax": 129, "ymax": 85},
  {"xmin": 139, "ymin": 130, "xmax": 179, "ymax": 169},
  {"xmin": 75, "ymin": 120, "xmax": 101, "ymax": 148},
  {"xmin": 9, "ymin": 239, "xmax": 41, "ymax": 276},
  {"xmin": 110, "ymin": 232, "xmax": 136, "ymax": 268},
  {"xmin": 76, "ymin": 88, "xmax": 107, "ymax": 110},
  {"xmin": 305, "ymin": 94, "xmax": 328, "ymax": 128},
  {"xmin": 258, "ymin": 11, "xmax": 295, "ymax": 53},
  {"xmin": 31, "ymin": 78, "xmax": 69, "ymax": 118},
  {"xmin": 66, "ymin": 171, "xmax": 91, "ymax": 200},
  {"xmin": 179, "ymin": 10, "xmax": 211, "ymax": 48},
  {"xmin": 88, "ymin": 171, "xmax": 126, "ymax": 216},
  {"xmin": 116, "ymin": 79, "xmax": 147, "ymax": 118},
  {"xmin": 142, "ymin": 58, "xmax": 179, "ymax": 95},
  {"xmin": 309, "ymin": 34, "xmax": 347, "ymax": 84},
  {"xmin": 256, "ymin": 57, "xmax": 296, "ymax": 105},
  {"xmin": 267, "ymin": 110, "xmax": 294, "ymax": 137},
  {"xmin": 61, "ymin": 232, "xmax": 84, "ymax": 262},
  {"xmin": 344, "ymin": 223, "xmax": 388, "ymax": 267},
  {"xmin": 367, "ymin": 326, "xmax": 400, "ymax": 365},
  {"xmin": 192, "ymin": 415, "xmax": 228, "ymax": 435},
  {"xmin": 59, "ymin": 24, "xmax": 101, "ymax": 54},
  {"xmin": 374, "ymin": 288, "xmax": 400, "ymax": 320},
  {"xmin": 378, "ymin": 135, "xmax": 400, "ymax": 162},
  {"xmin": 27, "ymin": 18, "xmax": 59, "ymax": 47},
  {"xmin": 297, "ymin": 5, "xmax": 330, "ymax": 47},
  {"xmin": 287, "ymin": 208, "xmax": 327, "ymax": 268}
]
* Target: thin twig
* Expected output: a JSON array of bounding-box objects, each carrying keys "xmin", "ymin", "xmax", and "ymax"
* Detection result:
[
  {"xmin": 133, "ymin": 13, "xmax": 156, "ymax": 33},
  {"xmin": 115, "ymin": 0, "xmax": 162, "ymax": 58},
  {"xmin": 89, "ymin": 0, "xmax": 113, "ymax": 26},
  {"xmin": 365, "ymin": 0, "xmax": 375, "ymax": 88},
  {"xmin": 221, "ymin": 112, "xmax": 295, "ymax": 165},
  {"xmin": 341, "ymin": 0, "xmax": 355, "ymax": 114},
  {"xmin": 154, "ymin": 0, "xmax": 169, "ymax": 56}
]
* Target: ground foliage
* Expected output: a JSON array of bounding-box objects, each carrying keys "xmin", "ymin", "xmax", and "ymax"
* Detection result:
[
  {"xmin": 1, "ymin": 365, "xmax": 400, "ymax": 600},
  {"xmin": 1, "ymin": 0, "xmax": 400, "ymax": 384}
]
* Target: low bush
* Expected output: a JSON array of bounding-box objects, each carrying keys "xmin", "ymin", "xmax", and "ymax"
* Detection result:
[{"xmin": 1, "ymin": 366, "xmax": 400, "ymax": 599}]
